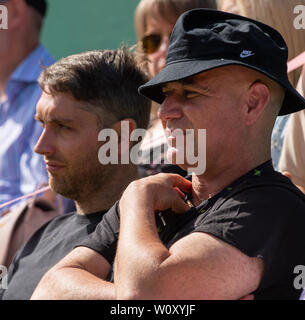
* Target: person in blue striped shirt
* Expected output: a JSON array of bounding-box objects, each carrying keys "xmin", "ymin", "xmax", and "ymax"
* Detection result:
[{"xmin": 0, "ymin": 0, "xmax": 54, "ymax": 215}]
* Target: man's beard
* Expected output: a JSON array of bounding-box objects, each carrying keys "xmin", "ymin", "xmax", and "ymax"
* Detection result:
[{"xmin": 49, "ymin": 154, "xmax": 110, "ymax": 202}]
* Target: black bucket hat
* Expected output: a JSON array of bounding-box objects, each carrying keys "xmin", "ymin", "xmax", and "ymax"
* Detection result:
[
  {"xmin": 0, "ymin": 0, "xmax": 47, "ymax": 17},
  {"xmin": 139, "ymin": 9, "xmax": 305, "ymax": 116},
  {"xmin": 26, "ymin": 0, "xmax": 47, "ymax": 17}
]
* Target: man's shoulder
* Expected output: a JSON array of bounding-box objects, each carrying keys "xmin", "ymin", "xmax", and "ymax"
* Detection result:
[
  {"xmin": 31, "ymin": 208, "xmax": 110, "ymax": 248},
  {"xmin": 42, "ymin": 211, "xmax": 76, "ymax": 228},
  {"xmin": 235, "ymin": 169, "xmax": 305, "ymax": 200},
  {"xmin": 215, "ymin": 170, "xmax": 305, "ymax": 219},
  {"xmin": 30, "ymin": 212, "xmax": 76, "ymax": 238},
  {"xmin": 21, "ymin": 212, "xmax": 75, "ymax": 244},
  {"xmin": 9, "ymin": 212, "xmax": 76, "ymax": 264}
]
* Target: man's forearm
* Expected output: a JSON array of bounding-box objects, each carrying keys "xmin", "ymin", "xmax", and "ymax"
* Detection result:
[
  {"xmin": 114, "ymin": 203, "xmax": 170, "ymax": 300},
  {"xmin": 31, "ymin": 266, "xmax": 115, "ymax": 300},
  {"xmin": 114, "ymin": 175, "xmax": 191, "ymax": 299}
]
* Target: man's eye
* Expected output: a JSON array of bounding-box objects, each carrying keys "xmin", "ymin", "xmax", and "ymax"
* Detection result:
[
  {"xmin": 57, "ymin": 123, "xmax": 70, "ymax": 130},
  {"xmin": 184, "ymin": 90, "xmax": 199, "ymax": 98}
]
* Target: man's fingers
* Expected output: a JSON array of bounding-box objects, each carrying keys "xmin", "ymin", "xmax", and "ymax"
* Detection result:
[
  {"xmin": 171, "ymin": 195, "xmax": 191, "ymax": 214},
  {"xmin": 174, "ymin": 187, "xmax": 187, "ymax": 200},
  {"xmin": 167, "ymin": 174, "xmax": 192, "ymax": 193}
]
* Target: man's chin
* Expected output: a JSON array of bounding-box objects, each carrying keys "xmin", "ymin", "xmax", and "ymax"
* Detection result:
[
  {"xmin": 166, "ymin": 149, "xmax": 206, "ymax": 175},
  {"xmin": 49, "ymin": 177, "xmax": 76, "ymax": 199}
]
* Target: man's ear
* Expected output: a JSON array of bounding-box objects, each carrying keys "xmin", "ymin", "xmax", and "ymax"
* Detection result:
[
  {"xmin": 111, "ymin": 119, "xmax": 137, "ymax": 156},
  {"xmin": 244, "ymin": 81, "xmax": 270, "ymax": 126},
  {"xmin": 7, "ymin": 0, "xmax": 27, "ymax": 30}
]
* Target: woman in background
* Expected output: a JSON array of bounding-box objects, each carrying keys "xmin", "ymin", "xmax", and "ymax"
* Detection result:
[
  {"xmin": 134, "ymin": 0, "xmax": 217, "ymax": 177},
  {"xmin": 218, "ymin": 0, "xmax": 305, "ymax": 169}
]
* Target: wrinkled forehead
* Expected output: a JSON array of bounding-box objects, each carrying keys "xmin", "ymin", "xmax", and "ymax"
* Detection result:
[
  {"xmin": 162, "ymin": 66, "xmax": 247, "ymax": 88},
  {"xmin": 160, "ymin": 66, "xmax": 264, "ymax": 99}
]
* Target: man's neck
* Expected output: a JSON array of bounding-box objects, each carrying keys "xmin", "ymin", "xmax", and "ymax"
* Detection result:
[
  {"xmin": 0, "ymin": 41, "xmax": 38, "ymax": 102},
  {"xmin": 75, "ymin": 164, "xmax": 139, "ymax": 215},
  {"xmin": 191, "ymin": 155, "xmax": 270, "ymax": 206},
  {"xmin": 0, "ymin": 65, "xmax": 14, "ymax": 102},
  {"xmin": 0, "ymin": 88, "xmax": 7, "ymax": 103}
]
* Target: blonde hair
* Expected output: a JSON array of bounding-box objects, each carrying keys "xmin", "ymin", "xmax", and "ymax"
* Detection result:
[
  {"xmin": 134, "ymin": 0, "xmax": 217, "ymax": 40},
  {"xmin": 134, "ymin": 0, "xmax": 217, "ymax": 72},
  {"xmin": 235, "ymin": 0, "xmax": 305, "ymax": 87},
  {"xmin": 216, "ymin": 0, "xmax": 240, "ymax": 14}
]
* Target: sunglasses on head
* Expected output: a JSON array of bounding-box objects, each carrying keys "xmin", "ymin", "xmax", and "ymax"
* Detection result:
[{"xmin": 141, "ymin": 33, "xmax": 171, "ymax": 55}]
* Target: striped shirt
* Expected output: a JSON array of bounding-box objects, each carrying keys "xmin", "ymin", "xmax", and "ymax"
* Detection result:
[{"xmin": 0, "ymin": 45, "xmax": 54, "ymax": 214}]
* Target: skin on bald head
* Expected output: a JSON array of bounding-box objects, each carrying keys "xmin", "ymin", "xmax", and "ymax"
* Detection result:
[
  {"xmin": 217, "ymin": 66, "xmax": 285, "ymax": 163},
  {"xmin": 160, "ymin": 65, "xmax": 285, "ymax": 172},
  {"xmin": 207, "ymin": 65, "xmax": 285, "ymax": 116}
]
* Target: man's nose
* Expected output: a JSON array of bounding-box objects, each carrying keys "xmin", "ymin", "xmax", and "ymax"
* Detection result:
[
  {"xmin": 34, "ymin": 129, "xmax": 56, "ymax": 156},
  {"xmin": 158, "ymin": 94, "xmax": 182, "ymax": 123}
]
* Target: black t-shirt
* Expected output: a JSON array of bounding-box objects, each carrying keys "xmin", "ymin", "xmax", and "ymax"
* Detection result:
[
  {"xmin": 79, "ymin": 161, "xmax": 305, "ymax": 299},
  {"xmin": 0, "ymin": 210, "xmax": 107, "ymax": 300}
]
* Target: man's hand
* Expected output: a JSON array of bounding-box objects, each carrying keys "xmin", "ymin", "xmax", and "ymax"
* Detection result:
[
  {"xmin": 115, "ymin": 173, "xmax": 263, "ymax": 300},
  {"xmin": 119, "ymin": 173, "xmax": 192, "ymax": 215}
]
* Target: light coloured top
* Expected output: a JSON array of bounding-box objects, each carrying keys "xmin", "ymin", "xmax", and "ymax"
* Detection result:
[
  {"xmin": 0, "ymin": 45, "xmax": 54, "ymax": 214},
  {"xmin": 278, "ymin": 76, "xmax": 305, "ymax": 190}
]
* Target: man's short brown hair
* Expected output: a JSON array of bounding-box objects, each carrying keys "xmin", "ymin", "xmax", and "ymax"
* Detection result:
[{"xmin": 38, "ymin": 48, "xmax": 151, "ymax": 130}]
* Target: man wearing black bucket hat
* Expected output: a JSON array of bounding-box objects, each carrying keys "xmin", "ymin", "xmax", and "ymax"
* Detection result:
[{"xmin": 31, "ymin": 9, "xmax": 305, "ymax": 300}]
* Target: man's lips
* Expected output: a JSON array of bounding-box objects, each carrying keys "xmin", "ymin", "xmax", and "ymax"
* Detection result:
[
  {"xmin": 44, "ymin": 161, "xmax": 65, "ymax": 172},
  {"xmin": 165, "ymin": 128, "xmax": 192, "ymax": 139}
]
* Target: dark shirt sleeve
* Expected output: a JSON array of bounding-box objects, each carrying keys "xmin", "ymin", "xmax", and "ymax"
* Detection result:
[
  {"xmin": 75, "ymin": 201, "xmax": 120, "ymax": 265},
  {"xmin": 192, "ymin": 186, "xmax": 305, "ymax": 298}
]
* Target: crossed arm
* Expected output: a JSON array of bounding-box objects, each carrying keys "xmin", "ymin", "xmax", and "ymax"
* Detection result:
[
  {"xmin": 31, "ymin": 174, "xmax": 264, "ymax": 300},
  {"xmin": 31, "ymin": 246, "xmax": 115, "ymax": 300},
  {"xmin": 114, "ymin": 174, "xmax": 264, "ymax": 300}
]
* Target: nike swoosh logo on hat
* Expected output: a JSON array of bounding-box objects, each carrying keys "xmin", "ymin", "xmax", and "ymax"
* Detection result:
[{"xmin": 240, "ymin": 50, "xmax": 255, "ymax": 58}]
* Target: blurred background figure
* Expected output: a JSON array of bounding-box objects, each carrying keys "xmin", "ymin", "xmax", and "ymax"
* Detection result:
[
  {"xmin": 218, "ymin": 0, "xmax": 305, "ymax": 169},
  {"xmin": 279, "ymin": 63, "xmax": 305, "ymax": 195},
  {"xmin": 134, "ymin": 0, "xmax": 217, "ymax": 177},
  {"xmin": 0, "ymin": 0, "xmax": 54, "ymax": 215},
  {"xmin": 217, "ymin": 0, "xmax": 239, "ymax": 14}
]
